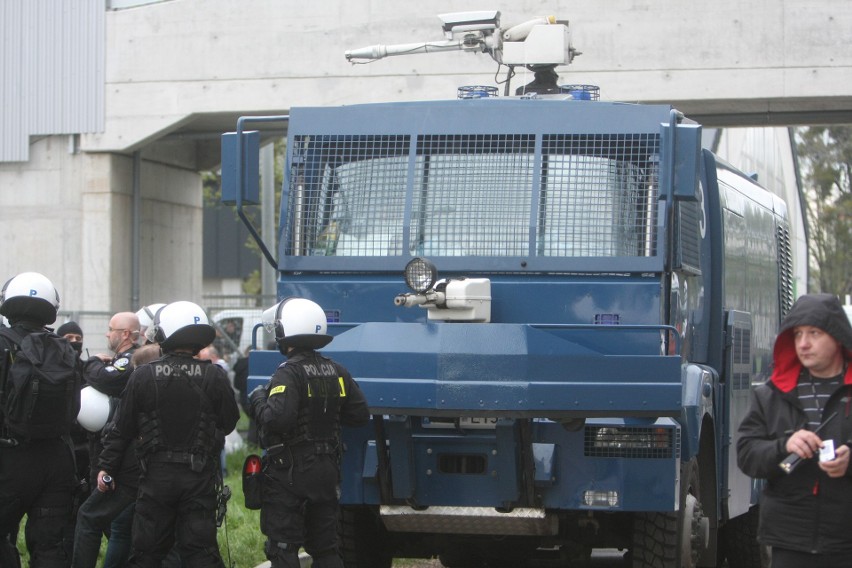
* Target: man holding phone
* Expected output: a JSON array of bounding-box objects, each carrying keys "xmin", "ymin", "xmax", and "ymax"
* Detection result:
[{"xmin": 737, "ymin": 293, "xmax": 852, "ymax": 568}]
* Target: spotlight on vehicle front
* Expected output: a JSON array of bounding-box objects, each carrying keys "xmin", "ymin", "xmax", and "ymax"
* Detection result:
[{"xmin": 404, "ymin": 257, "xmax": 438, "ymax": 293}]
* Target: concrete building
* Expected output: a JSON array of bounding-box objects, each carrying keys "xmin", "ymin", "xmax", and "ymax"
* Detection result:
[{"xmin": 1, "ymin": 0, "xmax": 849, "ymax": 330}]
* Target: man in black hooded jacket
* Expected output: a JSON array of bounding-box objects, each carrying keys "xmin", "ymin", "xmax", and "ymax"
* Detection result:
[{"xmin": 737, "ymin": 293, "xmax": 852, "ymax": 568}]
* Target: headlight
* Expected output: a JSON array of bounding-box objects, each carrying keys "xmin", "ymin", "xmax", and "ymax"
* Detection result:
[
  {"xmin": 404, "ymin": 257, "xmax": 438, "ymax": 293},
  {"xmin": 583, "ymin": 490, "xmax": 619, "ymax": 507}
]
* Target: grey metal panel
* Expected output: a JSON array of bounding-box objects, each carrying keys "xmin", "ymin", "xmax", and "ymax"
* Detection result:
[
  {"xmin": 107, "ymin": 0, "xmax": 170, "ymax": 8},
  {"xmin": 0, "ymin": 0, "xmax": 104, "ymax": 162},
  {"xmin": 1, "ymin": 1, "xmax": 27, "ymax": 162}
]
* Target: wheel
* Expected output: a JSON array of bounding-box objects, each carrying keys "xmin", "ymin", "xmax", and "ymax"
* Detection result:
[
  {"xmin": 631, "ymin": 459, "xmax": 709, "ymax": 568},
  {"xmin": 340, "ymin": 506, "xmax": 393, "ymax": 568},
  {"xmin": 719, "ymin": 506, "xmax": 770, "ymax": 568}
]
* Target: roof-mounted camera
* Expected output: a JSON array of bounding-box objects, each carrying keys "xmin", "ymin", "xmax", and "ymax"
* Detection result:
[
  {"xmin": 344, "ymin": 10, "xmax": 580, "ymax": 95},
  {"xmin": 438, "ymin": 10, "xmax": 500, "ymax": 39}
]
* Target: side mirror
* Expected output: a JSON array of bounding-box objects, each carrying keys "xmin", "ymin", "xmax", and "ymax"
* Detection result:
[
  {"xmin": 221, "ymin": 130, "xmax": 260, "ymax": 205},
  {"xmin": 661, "ymin": 121, "xmax": 701, "ymax": 201}
]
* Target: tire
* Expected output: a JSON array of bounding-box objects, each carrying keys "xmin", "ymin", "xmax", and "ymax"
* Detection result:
[
  {"xmin": 719, "ymin": 506, "xmax": 770, "ymax": 568},
  {"xmin": 632, "ymin": 510, "xmax": 678, "ymax": 567},
  {"xmin": 340, "ymin": 506, "xmax": 393, "ymax": 568},
  {"xmin": 631, "ymin": 459, "xmax": 708, "ymax": 568}
]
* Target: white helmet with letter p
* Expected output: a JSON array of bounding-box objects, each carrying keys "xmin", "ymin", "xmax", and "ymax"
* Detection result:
[
  {"xmin": 152, "ymin": 301, "xmax": 215, "ymax": 354},
  {"xmin": 0, "ymin": 271, "xmax": 60, "ymax": 325},
  {"xmin": 136, "ymin": 303, "xmax": 167, "ymax": 343},
  {"xmin": 262, "ymin": 297, "xmax": 332, "ymax": 350}
]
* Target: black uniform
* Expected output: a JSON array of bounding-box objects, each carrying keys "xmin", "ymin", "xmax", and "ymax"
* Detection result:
[
  {"xmin": 99, "ymin": 353, "xmax": 240, "ymax": 567},
  {"xmin": 82, "ymin": 347, "xmax": 137, "ymax": 486},
  {"xmin": 72, "ymin": 405, "xmax": 143, "ymax": 568},
  {"xmin": 251, "ymin": 348, "xmax": 370, "ymax": 568},
  {"xmin": 74, "ymin": 346, "xmax": 141, "ymax": 568},
  {"xmin": 0, "ymin": 322, "xmax": 80, "ymax": 568},
  {"xmin": 737, "ymin": 294, "xmax": 852, "ymax": 562},
  {"xmin": 83, "ymin": 348, "xmax": 137, "ymax": 398}
]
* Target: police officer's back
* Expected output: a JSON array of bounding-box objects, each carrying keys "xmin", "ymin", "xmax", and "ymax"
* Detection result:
[
  {"xmin": 249, "ymin": 298, "xmax": 369, "ymax": 568},
  {"xmin": 0, "ymin": 272, "xmax": 81, "ymax": 568},
  {"xmin": 99, "ymin": 301, "xmax": 239, "ymax": 567}
]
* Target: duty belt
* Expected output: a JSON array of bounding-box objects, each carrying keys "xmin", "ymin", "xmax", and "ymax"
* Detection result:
[
  {"xmin": 147, "ymin": 450, "xmax": 208, "ymax": 472},
  {"xmin": 267, "ymin": 440, "xmax": 339, "ymax": 458}
]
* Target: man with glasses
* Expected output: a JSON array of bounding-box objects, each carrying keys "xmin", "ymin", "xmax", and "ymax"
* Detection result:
[
  {"xmin": 84, "ymin": 312, "xmax": 141, "ymax": 398},
  {"xmin": 75, "ymin": 311, "xmax": 142, "ymax": 567}
]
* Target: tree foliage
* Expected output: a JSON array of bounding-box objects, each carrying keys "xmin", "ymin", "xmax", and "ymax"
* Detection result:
[{"xmin": 795, "ymin": 126, "xmax": 852, "ymax": 297}]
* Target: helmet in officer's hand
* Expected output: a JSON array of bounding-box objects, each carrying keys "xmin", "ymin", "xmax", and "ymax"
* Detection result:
[
  {"xmin": 152, "ymin": 301, "xmax": 216, "ymax": 354},
  {"xmin": 0, "ymin": 271, "xmax": 60, "ymax": 325},
  {"xmin": 77, "ymin": 386, "xmax": 112, "ymax": 432},
  {"xmin": 136, "ymin": 303, "xmax": 166, "ymax": 343},
  {"xmin": 262, "ymin": 297, "xmax": 332, "ymax": 351}
]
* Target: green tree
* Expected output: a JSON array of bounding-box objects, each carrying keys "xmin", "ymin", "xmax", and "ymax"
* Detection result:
[{"xmin": 795, "ymin": 126, "xmax": 852, "ymax": 297}]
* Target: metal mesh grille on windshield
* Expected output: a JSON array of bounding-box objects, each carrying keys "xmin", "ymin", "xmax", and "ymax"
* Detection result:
[{"xmin": 287, "ymin": 133, "xmax": 659, "ymax": 259}]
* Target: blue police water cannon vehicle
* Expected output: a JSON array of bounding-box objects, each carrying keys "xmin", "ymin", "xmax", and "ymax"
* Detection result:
[{"xmin": 223, "ymin": 11, "xmax": 791, "ymax": 568}]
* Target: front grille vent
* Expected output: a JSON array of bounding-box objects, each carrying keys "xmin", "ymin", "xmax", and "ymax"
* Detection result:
[{"xmin": 584, "ymin": 426, "xmax": 678, "ymax": 459}]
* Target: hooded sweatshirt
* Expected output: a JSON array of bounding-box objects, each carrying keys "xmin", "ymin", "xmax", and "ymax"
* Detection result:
[
  {"xmin": 736, "ymin": 293, "xmax": 852, "ymax": 555},
  {"xmin": 770, "ymin": 293, "xmax": 852, "ymax": 393}
]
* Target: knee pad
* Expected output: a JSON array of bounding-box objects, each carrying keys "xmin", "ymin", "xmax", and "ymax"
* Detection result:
[
  {"xmin": 27, "ymin": 506, "xmax": 73, "ymax": 564},
  {"xmin": 0, "ymin": 534, "xmax": 21, "ymax": 568},
  {"xmin": 127, "ymin": 550, "xmax": 166, "ymax": 568},
  {"xmin": 182, "ymin": 545, "xmax": 224, "ymax": 568},
  {"xmin": 175, "ymin": 506, "xmax": 218, "ymax": 551},
  {"xmin": 0, "ymin": 497, "xmax": 23, "ymax": 536},
  {"xmin": 310, "ymin": 548, "xmax": 343, "ymax": 568},
  {"xmin": 265, "ymin": 540, "xmax": 302, "ymax": 568}
]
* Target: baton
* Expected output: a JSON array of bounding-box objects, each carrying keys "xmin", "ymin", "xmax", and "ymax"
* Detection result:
[{"xmin": 778, "ymin": 411, "xmax": 838, "ymax": 474}]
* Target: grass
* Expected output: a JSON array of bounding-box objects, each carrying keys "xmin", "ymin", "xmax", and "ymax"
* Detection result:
[
  {"xmin": 14, "ymin": 414, "xmax": 268, "ymax": 567},
  {"xmin": 219, "ymin": 441, "xmax": 267, "ymax": 567},
  {"xmin": 15, "ymin": 412, "xmax": 435, "ymax": 567},
  {"xmin": 220, "ymin": 431, "xmax": 436, "ymax": 567}
]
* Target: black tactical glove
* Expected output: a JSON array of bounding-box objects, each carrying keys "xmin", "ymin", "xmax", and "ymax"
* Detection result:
[{"xmin": 248, "ymin": 385, "xmax": 269, "ymax": 419}]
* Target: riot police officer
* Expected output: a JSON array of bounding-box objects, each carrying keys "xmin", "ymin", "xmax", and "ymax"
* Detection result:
[
  {"xmin": 0, "ymin": 272, "xmax": 81, "ymax": 567},
  {"xmin": 83, "ymin": 311, "xmax": 140, "ymax": 399},
  {"xmin": 135, "ymin": 303, "xmax": 166, "ymax": 345},
  {"xmin": 249, "ymin": 298, "xmax": 370, "ymax": 568},
  {"xmin": 77, "ymin": 311, "xmax": 142, "ymax": 566},
  {"xmin": 98, "ymin": 301, "xmax": 240, "ymax": 567}
]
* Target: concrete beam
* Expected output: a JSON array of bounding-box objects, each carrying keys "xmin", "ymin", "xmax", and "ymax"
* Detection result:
[{"xmin": 82, "ymin": 0, "xmax": 852, "ymax": 154}]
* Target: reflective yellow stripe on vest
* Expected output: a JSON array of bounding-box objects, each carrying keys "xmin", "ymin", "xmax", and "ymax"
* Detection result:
[{"xmin": 304, "ymin": 378, "xmax": 345, "ymax": 397}]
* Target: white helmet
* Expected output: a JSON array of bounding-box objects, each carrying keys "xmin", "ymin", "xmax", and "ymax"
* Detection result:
[
  {"xmin": 152, "ymin": 301, "xmax": 215, "ymax": 353},
  {"xmin": 0, "ymin": 272, "xmax": 60, "ymax": 325},
  {"xmin": 77, "ymin": 386, "xmax": 112, "ymax": 432},
  {"xmin": 262, "ymin": 297, "xmax": 332, "ymax": 350},
  {"xmin": 136, "ymin": 303, "xmax": 166, "ymax": 343}
]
